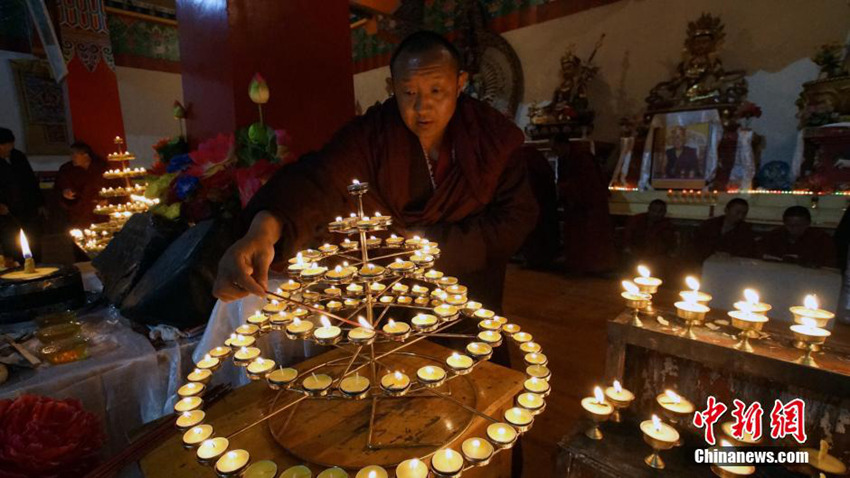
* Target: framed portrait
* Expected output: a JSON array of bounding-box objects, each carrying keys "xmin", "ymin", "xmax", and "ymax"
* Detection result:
[{"xmin": 638, "ymin": 109, "xmax": 723, "ymax": 190}]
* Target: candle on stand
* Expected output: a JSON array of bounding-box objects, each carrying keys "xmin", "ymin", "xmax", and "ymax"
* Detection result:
[
  {"xmin": 466, "ymin": 342, "xmax": 493, "ymax": 360},
  {"xmin": 580, "ymin": 386, "xmax": 613, "ymax": 440},
  {"xmin": 313, "ymin": 316, "xmax": 342, "ymax": 345},
  {"xmin": 486, "ymin": 423, "xmax": 519, "ymax": 448},
  {"xmin": 303, "ymin": 373, "xmax": 333, "ymax": 395},
  {"xmin": 604, "ymin": 380, "xmax": 634, "ymax": 423},
  {"xmin": 728, "ymin": 291, "xmax": 770, "ymax": 353},
  {"xmin": 462, "ymin": 437, "xmax": 494, "ymax": 464},
  {"xmin": 520, "ymin": 341, "xmax": 541, "ymax": 354},
  {"xmin": 790, "ymin": 294, "xmax": 835, "ymax": 328},
  {"xmin": 286, "ymin": 317, "xmax": 314, "ymax": 338},
  {"xmin": 621, "ymin": 280, "xmax": 651, "ymax": 327},
  {"xmin": 431, "ymin": 448, "xmax": 464, "ymax": 476},
  {"xmin": 195, "ymin": 354, "xmax": 220, "ymax": 371},
  {"xmin": 317, "ymin": 467, "xmax": 349, "ymax": 478},
  {"xmin": 326, "ymin": 265, "xmax": 354, "ymax": 281},
  {"xmin": 215, "ymin": 449, "xmax": 250, "ymax": 476},
  {"xmin": 19, "ymin": 230, "xmax": 35, "ymax": 273},
  {"xmin": 382, "ymin": 319, "xmax": 411, "ymax": 339},
  {"xmin": 518, "ymin": 392, "xmax": 546, "ymax": 414},
  {"xmin": 267, "ymin": 367, "xmax": 299, "ymax": 389},
  {"xmin": 524, "ymin": 377, "xmax": 551, "ymax": 396},
  {"xmin": 396, "ymin": 458, "xmax": 429, "ymax": 478},
  {"xmin": 790, "ymin": 317, "xmax": 831, "ymax": 367},
  {"xmin": 675, "ymin": 277, "xmax": 711, "ymax": 339},
  {"xmin": 349, "ymin": 317, "xmax": 376, "ymax": 344},
  {"xmin": 359, "ymin": 263, "xmax": 385, "ymax": 278},
  {"xmin": 339, "ymin": 373, "xmax": 370, "ymax": 397},
  {"xmin": 233, "ymin": 346, "xmax": 261, "ymax": 364},
  {"xmin": 800, "ymin": 439, "xmax": 847, "ymax": 475},
  {"xmin": 196, "ymin": 437, "xmax": 228, "ymax": 463},
  {"xmin": 229, "ymin": 334, "xmax": 256, "ymax": 348},
  {"xmin": 174, "ymin": 396, "xmax": 203, "ymax": 413},
  {"xmin": 243, "ymin": 460, "xmax": 278, "ymax": 478},
  {"xmin": 187, "ymin": 368, "xmax": 212, "ymax": 383},
  {"xmin": 504, "ymin": 407, "xmax": 534, "ymax": 431},
  {"xmin": 657, "ymin": 389, "xmax": 695, "ymax": 423},
  {"xmin": 235, "ymin": 323, "xmax": 260, "ymax": 336},
  {"xmin": 280, "ymin": 465, "xmax": 313, "ymax": 478},
  {"xmin": 526, "ymin": 364, "xmax": 551, "ymax": 381},
  {"xmin": 641, "ymin": 414, "xmax": 680, "ymax": 469},
  {"xmin": 355, "ymin": 465, "xmax": 388, "ymax": 478},
  {"xmin": 176, "ymin": 410, "xmax": 205, "ymax": 429},
  {"xmin": 380, "ymin": 371, "xmax": 411, "ymax": 395},
  {"xmin": 246, "ymin": 358, "xmax": 276, "ymax": 379},
  {"xmin": 177, "ymin": 382, "xmax": 205, "ymax": 398},
  {"xmin": 319, "ymin": 243, "xmax": 339, "ymax": 254},
  {"xmin": 389, "ymin": 258, "xmax": 415, "ymax": 273},
  {"xmin": 679, "ymin": 276, "xmax": 712, "ymax": 303},
  {"xmin": 416, "ymin": 365, "xmax": 447, "ymax": 387},
  {"xmin": 182, "ymin": 424, "xmax": 213, "ymax": 447},
  {"xmin": 478, "ymin": 330, "xmax": 503, "ymax": 346},
  {"xmin": 446, "ymin": 352, "xmax": 474, "ymax": 374},
  {"xmin": 412, "ymin": 313, "xmax": 438, "ymax": 332}
]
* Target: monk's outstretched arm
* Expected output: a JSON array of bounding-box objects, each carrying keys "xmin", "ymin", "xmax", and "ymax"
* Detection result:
[{"xmin": 421, "ymin": 151, "xmax": 539, "ymax": 274}]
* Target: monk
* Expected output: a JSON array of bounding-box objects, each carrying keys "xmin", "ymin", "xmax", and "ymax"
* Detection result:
[
  {"xmin": 554, "ymin": 133, "xmax": 617, "ymax": 274},
  {"xmin": 759, "ymin": 206, "xmax": 836, "ymax": 268},
  {"xmin": 213, "ymin": 31, "xmax": 538, "ymax": 314},
  {"xmin": 54, "ymin": 142, "xmax": 107, "ymax": 229},
  {"xmin": 623, "ymin": 199, "xmax": 675, "ymax": 273},
  {"xmin": 690, "ymin": 198, "xmax": 756, "ymax": 264}
]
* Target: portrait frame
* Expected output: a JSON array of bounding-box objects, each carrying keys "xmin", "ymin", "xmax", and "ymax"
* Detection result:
[{"xmin": 638, "ymin": 108, "xmax": 723, "ymax": 190}]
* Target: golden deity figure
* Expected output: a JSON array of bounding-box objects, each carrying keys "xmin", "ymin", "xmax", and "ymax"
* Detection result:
[{"xmin": 646, "ymin": 13, "xmax": 747, "ymax": 111}]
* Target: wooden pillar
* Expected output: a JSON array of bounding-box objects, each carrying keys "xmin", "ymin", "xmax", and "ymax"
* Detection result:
[
  {"xmin": 57, "ymin": 0, "xmax": 126, "ymax": 156},
  {"xmin": 176, "ymin": 0, "xmax": 355, "ymax": 156}
]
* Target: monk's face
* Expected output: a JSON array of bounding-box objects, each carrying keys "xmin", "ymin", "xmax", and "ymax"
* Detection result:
[
  {"xmin": 392, "ymin": 48, "xmax": 468, "ymax": 145},
  {"xmin": 725, "ymin": 203, "xmax": 748, "ymax": 226},
  {"xmin": 0, "ymin": 142, "xmax": 13, "ymax": 158},
  {"xmin": 784, "ymin": 216, "xmax": 810, "ymax": 240}
]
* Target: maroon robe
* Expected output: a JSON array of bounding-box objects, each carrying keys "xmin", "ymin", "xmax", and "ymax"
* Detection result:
[
  {"xmin": 759, "ymin": 227, "xmax": 837, "ymax": 269},
  {"xmin": 624, "ymin": 213, "xmax": 675, "ymax": 259},
  {"xmin": 245, "ymin": 95, "xmax": 538, "ymax": 310},
  {"xmin": 54, "ymin": 160, "xmax": 107, "ymax": 228},
  {"xmin": 691, "ymin": 215, "xmax": 756, "ymax": 264},
  {"xmin": 558, "ymin": 141, "xmax": 617, "ymax": 273}
]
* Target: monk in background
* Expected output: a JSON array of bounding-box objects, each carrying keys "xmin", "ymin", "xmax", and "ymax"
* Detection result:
[
  {"xmin": 624, "ymin": 199, "xmax": 675, "ymax": 275},
  {"xmin": 554, "ymin": 133, "xmax": 617, "ymax": 274},
  {"xmin": 759, "ymin": 206, "xmax": 836, "ymax": 268},
  {"xmin": 690, "ymin": 197, "xmax": 756, "ymax": 265}
]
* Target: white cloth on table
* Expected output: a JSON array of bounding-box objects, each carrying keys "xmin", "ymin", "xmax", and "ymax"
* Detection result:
[
  {"xmin": 702, "ymin": 254, "xmax": 841, "ymax": 326},
  {"xmin": 193, "ymin": 278, "xmax": 323, "ymax": 389},
  {"xmin": 0, "ymin": 308, "xmax": 197, "ymax": 457}
]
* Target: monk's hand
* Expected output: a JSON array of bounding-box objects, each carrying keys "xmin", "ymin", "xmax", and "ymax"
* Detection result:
[{"xmin": 213, "ymin": 211, "xmax": 281, "ymax": 302}]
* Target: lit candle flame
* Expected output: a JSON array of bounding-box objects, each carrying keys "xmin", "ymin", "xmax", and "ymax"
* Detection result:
[
  {"xmin": 368, "ymin": 472, "xmax": 376, "ymax": 478},
  {"xmin": 295, "ymin": 252, "xmax": 303, "ymax": 264},
  {"xmin": 685, "ymin": 276, "xmax": 700, "ymax": 292},
  {"xmin": 334, "ymin": 265, "xmax": 342, "ymax": 272},
  {"xmin": 18, "ymin": 230, "xmax": 31, "ymax": 259},
  {"xmin": 652, "ymin": 414, "xmax": 661, "ymax": 431},
  {"xmin": 665, "ymin": 390, "xmax": 682, "ymax": 404},
  {"xmin": 388, "ymin": 319, "xmax": 396, "ymax": 326},
  {"xmin": 804, "ymin": 294, "xmax": 819, "ymax": 310},
  {"xmin": 744, "ymin": 288, "xmax": 759, "ymax": 305},
  {"xmin": 335, "ymin": 216, "xmax": 342, "ymax": 222},
  {"xmin": 357, "ymin": 316, "xmax": 372, "ymax": 329},
  {"xmin": 720, "ymin": 439, "xmax": 732, "ymax": 447},
  {"xmin": 613, "ymin": 380, "xmax": 623, "ymax": 393},
  {"xmin": 320, "ymin": 316, "xmax": 331, "ymax": 328},
  {"xmin": 394, "ymin": 371, "xmax": 402, "ymax": 380},
  {"xmin": 622, "ymin": 280, "xmax": 639, "ymax": 295},
  {"xmin": 395, "ymin": 258, "xmax": 402, "ymax": 263},
  {"xmin": 425, "ymin": 366, "xmax": 433, "ymax": 374},
  {"xmin": 593, "ymin": 386, "xmax": 604, "ymax": 403},
  {"xmin": 293, "ymin": 317, "xmax": 301, "ymax": 326},
  {"xmin": 801, "ymin": 317, "xmax": 818, "ymax": 329},
  {"xmin": 352, "ymin": 179, "xmax": 360, "ymax": 185},
  {"xmin": 637, "ymin": 265, "xmax": 650, "ymax": 278}
]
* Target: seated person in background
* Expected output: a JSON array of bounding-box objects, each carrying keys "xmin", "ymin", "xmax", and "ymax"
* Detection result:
[
  {"xmin": 624, "ymin": 199, "xmax": 675, "ymax": 270},
  {"xmin": 54, "ymin": 142, "xmax": 107, "ymax": 229},
  {"xmin": 624, "ymin": 199, "xmax": 675, "ymax": 257},
  {"xmin": 690, "ymin": 197, "xmax": 756, "ymax": 264},
  {"xmin": 759, "ymin": 206, "xmax": 836, "ymax": 268}
]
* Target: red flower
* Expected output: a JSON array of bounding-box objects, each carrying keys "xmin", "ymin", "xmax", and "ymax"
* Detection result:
[
  {"xmin": 235, "ymin": 159, "xmax": 282, "ymax": 207},
  {"xmin": 0, "ymin": 395, "xmax": 104, "ymax": 478},
  {"xmin": 150, "ymin": 160, "xmax": 167, "ymax": 176},
  {"xmin": 187, "ymin": 134, "xmax": 234, "ymax": 177}
]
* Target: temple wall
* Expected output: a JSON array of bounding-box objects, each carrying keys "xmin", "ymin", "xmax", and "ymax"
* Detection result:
[{"xmin": 353, "ymin": 0, "xmax": 850, "ymax": 164}]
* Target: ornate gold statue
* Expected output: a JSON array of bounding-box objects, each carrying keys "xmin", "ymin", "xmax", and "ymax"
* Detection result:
[
  {"xmin": 528, "ymin": 35, "xmax": 604, "ymax": 131},
  {"xmin": 646, "ymin": 13, "xmax": 747, "ymax": 112}
]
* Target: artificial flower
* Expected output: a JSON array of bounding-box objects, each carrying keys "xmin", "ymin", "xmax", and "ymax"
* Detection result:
[
  {"xmin": 187, "ymin": 134, "xmax": 233, "ymax": 177},
  {"xmin": 172, "ymin": 100, "xmax": 186, "ymax": 119},
  {"xmin": 175, "ymin": 175, "xmax": 200, "ymax": 200},
  {"xmin": 249, "ymin": 73, "xmax": 269, "ymax": 104},
  {"xmin": 166, "ymin": 153, "xmax": 192, "ymax": 173},
  {"xmin": 0, "ymin": 395, "xmax": 103, "ymax": 478},
  {"xmin": 235, "ymin": 159, "xmax": 281, "ymax": 207}
]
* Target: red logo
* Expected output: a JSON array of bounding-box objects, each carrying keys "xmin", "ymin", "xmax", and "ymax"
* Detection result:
[
  {"xmin": 769, "ymin": 398, "xmax": 807, "ymax": 444},
  {"xmin": 693, "ymin": 395, "xmax": 727, "ymax": 445}
]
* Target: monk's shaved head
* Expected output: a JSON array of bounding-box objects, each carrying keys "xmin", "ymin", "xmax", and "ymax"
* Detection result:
[{"xmin": 390, "ymin": 31, "xmax": 462, "ymax": 77}]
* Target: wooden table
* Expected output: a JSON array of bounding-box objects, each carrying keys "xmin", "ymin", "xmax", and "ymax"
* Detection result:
[{"xmin": 140, "ymin": 339, "xmax": 525, "ymax": 477}]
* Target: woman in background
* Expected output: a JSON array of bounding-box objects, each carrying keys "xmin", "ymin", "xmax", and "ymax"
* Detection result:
[{"xmin": 54, "ymin": 142, "xmax": 107, "ymax": 229}]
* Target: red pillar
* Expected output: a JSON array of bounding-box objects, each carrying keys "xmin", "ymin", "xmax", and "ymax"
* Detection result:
[
  {"xmin": 58, "ymin": 0, "xmax": 126, "ymax": 156},
  {"xmin": 176, "ymin": 0, "xmax": 355, "ymax": 156}
]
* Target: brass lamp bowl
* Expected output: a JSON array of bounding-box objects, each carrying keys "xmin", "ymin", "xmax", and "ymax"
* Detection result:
[
  {"xmin": 642, "ymin": 434, "xmax": 677, "ymax": 469},
  {"xmin": 791, "ymin": 326, "xmax": 831, "ymax": 368},
  {"xmin": 675, "ymin": 301, "xmax": 710, "ymax": 340},
  {"xmin": 728, "ymin": 311, "xmax": 768, "ymax": 353}
]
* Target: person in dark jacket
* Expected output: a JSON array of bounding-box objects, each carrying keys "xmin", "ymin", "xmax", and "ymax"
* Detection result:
[
  {"xmin": 54, "ymin": 142, "xmax": 107, "ymax": 229},
  {"xmin": 0, "ymin": 128, "xmax": 45, "ymax": 261}
]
